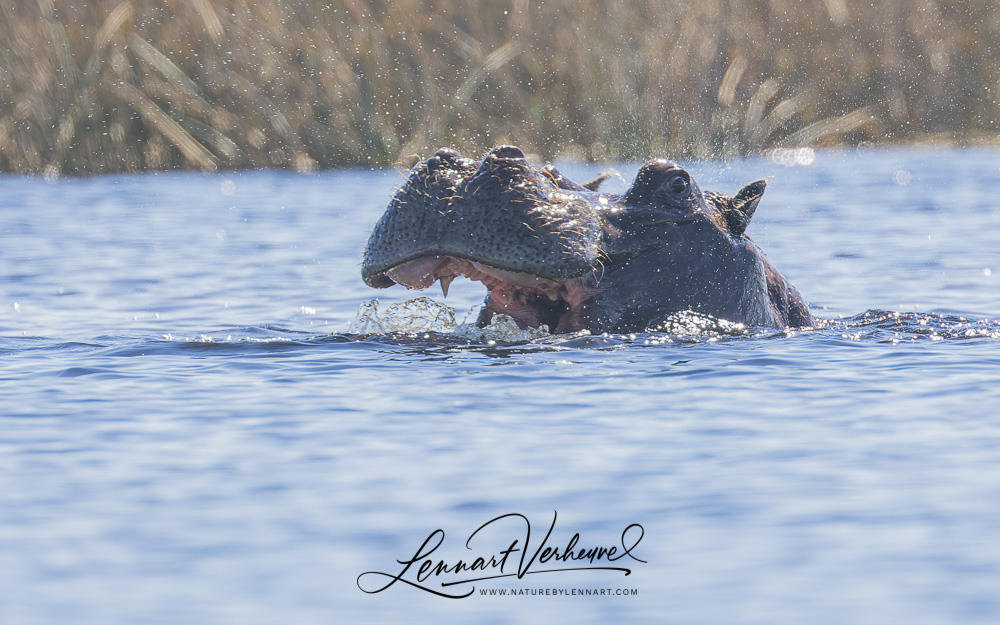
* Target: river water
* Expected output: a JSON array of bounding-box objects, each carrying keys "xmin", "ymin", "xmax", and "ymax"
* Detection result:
[{"xmin": 1, "ymin": 147, "xmax": 998, "ymax": 624}]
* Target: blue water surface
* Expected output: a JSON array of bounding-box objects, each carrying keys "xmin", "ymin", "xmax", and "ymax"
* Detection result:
[{"xmin": 1, "ymin": 148, "xmax": 998, "ymax": 624}]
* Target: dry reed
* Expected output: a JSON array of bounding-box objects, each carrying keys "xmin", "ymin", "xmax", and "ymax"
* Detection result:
[{"xmin": 1, "ymin": 0, "xmax": 998, "ymax": 175}]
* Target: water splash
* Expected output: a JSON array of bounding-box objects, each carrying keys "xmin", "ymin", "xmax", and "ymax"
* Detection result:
[
  {"xmin": 454, "ymin": 313, "xmax": 552, "ymax": 343},
  {"xmin": 828, "ymin": 310, "xmax": 1000, "ymax": 342},
  {"xmin": 349, "ymin": 297, "xmax": 457, "ymax": 334},
  {"xmin": 644, "ymin": 311, "xmax": 750, "ymax": 337},
  {"xmin": 348, "ymin": 300, "xmax": 1000, "ymax": 349},
  {"xmin": 349, "ymin": 297, "xmax": 553, "ymax": 342}
]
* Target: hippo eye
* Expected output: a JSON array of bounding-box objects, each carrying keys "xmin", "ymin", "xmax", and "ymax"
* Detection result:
[{"xmin": 666, "ymin": 175, "xmax": 689, "ymax": 195}]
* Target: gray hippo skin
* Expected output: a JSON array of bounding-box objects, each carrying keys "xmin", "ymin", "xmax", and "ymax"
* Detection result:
[{"xmin": 362, "ymin": 145, "xmax": 813, "ymax": 333}]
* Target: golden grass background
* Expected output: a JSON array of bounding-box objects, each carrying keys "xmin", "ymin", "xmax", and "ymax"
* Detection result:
[{"xmin": 2, "ymin": 0, "xmax": 999, "ymax": 174}]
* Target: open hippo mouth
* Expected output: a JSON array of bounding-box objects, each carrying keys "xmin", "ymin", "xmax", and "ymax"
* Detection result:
[
  {"xmin": 382, "ymin": 254, "xmax": 594, "ymax": 332},
  {"xmin": 361, "ymin": 145, "xmax": 607, "ymax": 332}
]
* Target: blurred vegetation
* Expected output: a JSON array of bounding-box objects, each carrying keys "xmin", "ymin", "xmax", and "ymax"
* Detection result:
[{"xmin": 2, "ymin": 0, "xmax": 1000, "ymax": 174}]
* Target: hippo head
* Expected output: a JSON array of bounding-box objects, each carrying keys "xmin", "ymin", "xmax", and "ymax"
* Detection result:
[
  {"xmin": 362, "ymin": 146, "xmax": 812, "ymax": 333},
  {"xmin": 362, "ymin": 145, "xmax": 606, "ymax": 330}
]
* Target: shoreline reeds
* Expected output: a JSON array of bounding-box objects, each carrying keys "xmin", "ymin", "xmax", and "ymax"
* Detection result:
[{"xmin": 1, "ymin": 0, "xmax": 998, "ymax": 175}]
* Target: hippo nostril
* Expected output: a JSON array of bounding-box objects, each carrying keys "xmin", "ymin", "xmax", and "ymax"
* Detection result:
[
  {"xmin": 474, "ymin": 145, "xmax": 530, "ymax": 178},
  {"xmin": 488, "ymin": 145, "xmax": 527, "ymax": 161},
  {"xmin": 426, "ymin": 147, "xmax": 461, "ymax": 173},
  {"xmin": 433, "ymin": 147, "xmax": 460, "ymax": 163}
]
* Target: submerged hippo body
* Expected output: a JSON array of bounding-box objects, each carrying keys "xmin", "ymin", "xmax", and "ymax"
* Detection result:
[{"xmin": 362, "ymin": 146, "xmax": 813, "ymax": 333}]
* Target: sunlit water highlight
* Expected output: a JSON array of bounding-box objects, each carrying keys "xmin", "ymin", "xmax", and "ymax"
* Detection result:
[{"xmin": 1, "ymin": 148, "xmax": 999, "ymax": 624}]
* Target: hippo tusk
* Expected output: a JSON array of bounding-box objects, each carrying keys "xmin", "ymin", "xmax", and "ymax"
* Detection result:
[{"xmin": 440, "ymin": 275, "xmax": 455, "ymax": 298}]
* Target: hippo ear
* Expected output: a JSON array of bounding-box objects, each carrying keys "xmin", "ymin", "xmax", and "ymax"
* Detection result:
[{"xmin": 725, "ymin": 179, "xmax": 767, "ymax": 236}]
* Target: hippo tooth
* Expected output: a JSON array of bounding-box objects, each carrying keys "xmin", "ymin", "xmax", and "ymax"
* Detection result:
[{"xmin": 440, "ymin": 275, "xmax": 455, "ymax": 298}]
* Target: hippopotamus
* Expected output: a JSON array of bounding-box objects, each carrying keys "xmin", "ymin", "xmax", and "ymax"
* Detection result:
[{"xmin": 361, "ymin": 145, "xmax": 813, "ymax": 334}]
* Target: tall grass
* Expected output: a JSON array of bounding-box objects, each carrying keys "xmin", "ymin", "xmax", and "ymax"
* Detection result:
[{"xmin": 2, "ymin": 0, "xmax": 999, "ymax": 174}]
